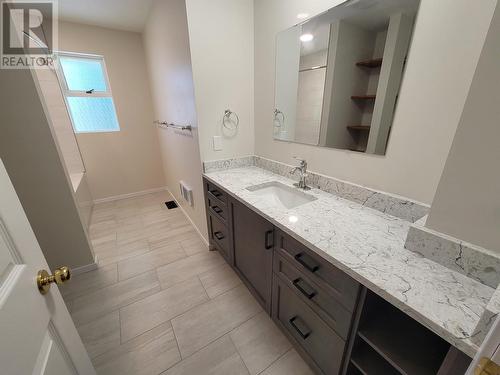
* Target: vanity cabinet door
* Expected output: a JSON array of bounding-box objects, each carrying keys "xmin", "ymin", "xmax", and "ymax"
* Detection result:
[{"xmin": 230, "ymin": 198, "xmax": 274, "ymax": 314}]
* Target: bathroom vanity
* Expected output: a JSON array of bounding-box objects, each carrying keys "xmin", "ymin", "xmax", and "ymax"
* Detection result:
[{"xmin": 202, "ymin": 162, "xmax": 485, "ymax": 375}]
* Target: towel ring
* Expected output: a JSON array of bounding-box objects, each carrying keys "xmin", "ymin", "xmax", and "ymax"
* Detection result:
[
  {"xmin": 274, "ymin": 109, "xmax": 285, "ymax": 127},
  {"xmin": 223, "ymin": 109, "xmax": 239, "ymax": 130}
]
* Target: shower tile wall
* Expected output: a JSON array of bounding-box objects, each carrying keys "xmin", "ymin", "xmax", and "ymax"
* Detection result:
[{"xmin": 34, "ymin": 68, "xmax": 85, "ymax": 175}]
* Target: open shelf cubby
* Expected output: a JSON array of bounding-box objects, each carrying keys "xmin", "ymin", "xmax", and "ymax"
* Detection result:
[
  {"xmin": 355, "ymin": 292, "xmax": 450, "ymax": 375},
  {"xmin": 350, "ymin": 338, "xmax": 400, "ymax": 375}
]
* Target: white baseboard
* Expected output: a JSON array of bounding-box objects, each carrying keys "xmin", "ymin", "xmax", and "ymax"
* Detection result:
[
  {"xmin": 72, "ymin": 261, "xmax": 98, "ymax": 276},
  {"xmin": 93, "ymin": 187, "xmax": 168, "ymax": 205},
  {"xmin": 165, "ymin": 187, "xmax": 209, "ymax": 247}
]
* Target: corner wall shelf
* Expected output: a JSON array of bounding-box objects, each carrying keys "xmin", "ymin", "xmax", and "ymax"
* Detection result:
[
  {"xmin": 351, "ymin": 95, "xmax": 376, "ymax": 100},
  {"xmin": 347, "ymin": 125, "xmax": 371, "ymax": 131},
  {"xmin": 356, "ymin": 58, "xmax": 383, "ymax": 68}
]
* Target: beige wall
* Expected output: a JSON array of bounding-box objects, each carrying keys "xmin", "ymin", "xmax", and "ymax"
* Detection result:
[
  {"xmin": 185, "ymin": 0, "xmax": 255, "ymax": 161},
  {"xmin": 143, "ymin": 0, "xmax": 208, "ymax": 240},
  {"xmin": 59, "ymin": 22, "xmax": 165, "ymax": 201},
  {"xmin": 0, "ymin": 68, "xmax": 94, "ymax": 270},
  {"xmin": 426, "ymin": 2, "xmax": 500, "ymax": 252},
  {"xmin": 254, "ymin": 0, "xmax": 497, "ymax": 204}
]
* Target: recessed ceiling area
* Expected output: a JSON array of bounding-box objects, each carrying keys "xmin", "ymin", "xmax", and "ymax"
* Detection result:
[{"xmin": 58, "ymin": 0, "xmax": 154, "ymax": 32}]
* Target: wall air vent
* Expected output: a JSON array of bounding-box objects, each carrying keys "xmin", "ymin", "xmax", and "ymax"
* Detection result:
[{"xmin": 179, "ymin": 181, "xmax": 194, "ymax": 207}]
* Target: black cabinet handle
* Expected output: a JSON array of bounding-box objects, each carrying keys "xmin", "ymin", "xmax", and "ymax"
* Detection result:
[
  {"xmin": 289, "ymin": 316, "xmax": 311, "ymax": 339},
  {"xmin": 294, "ymin": 253, "xmax": 319, "ymax": 273},
  {"xmin": 210, "ymin": 189, "xmax": 222, "ymax": 198},
  {"xmin": 293, "ymin": 278, "xmax": 316, "ymax": 299},
  {"xmin": 265, "ymin": 230, "xmax": 274, "ymax": 250},
  {"xmin": 211, "ymin": 205, "xmax": 222, "ymax": 214},
  {"xmin": 214, "ymin": 231, "xmax": 225, "ymax": 241}
]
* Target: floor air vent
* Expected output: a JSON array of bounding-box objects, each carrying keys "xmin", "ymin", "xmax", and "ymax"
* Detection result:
[{"xmin": 165, "ymin": 201, "xmax": 178, "ymax": 209}]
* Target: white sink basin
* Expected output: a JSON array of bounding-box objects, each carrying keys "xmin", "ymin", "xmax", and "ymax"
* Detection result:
[{"xmin": 246, "ymin": 181, "xmax": 317, "ymax": 209}]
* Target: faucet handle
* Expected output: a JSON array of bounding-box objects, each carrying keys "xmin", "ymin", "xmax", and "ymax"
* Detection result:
[{"xmin": 293, "ymin": 156, "xmax": 307, "ymax": 167}]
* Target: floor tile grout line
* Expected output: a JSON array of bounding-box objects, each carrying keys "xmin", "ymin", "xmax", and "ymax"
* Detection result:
[
  {"xmin": 61, "ymin": 262, "xmax": 120, "ymax": 305},
  {"xmin": 228, "ymin": 309, "xmax": 293, "ymax": 375},
  {"xmin": 81, "ymin": 296, "xmax": 270, "ymax": 368},
  {"xmin": 117, "ymin": 288, "xmax": 209, "ymax": 345},
  {"xmin": 169, "ymin": 311, "xmax": 260, "ymax": 366},
  {"xmin": 83, "ymin": 236, "xmax": 203, "ymax": 288},
  {"xmin": 196, "ymin": 275, "xmax": 211, "ymax": 301},
  {"xmin": 168, "ymin": 314, "xmax": 183, "ymax": 372},
  {"xmin": 115, "ymin": 246, "xmax": 187, "ymax": 283},
  {"xmin": 66, "ymin": 268, "xmax": 160, "ymax": 308},
  {"xmin": 91, "ymin": 321, "xmax": 174, "ymax": 366},
  {"xmin": 118, "ymin": 308, "xmax": 123, "ymax": 345},
  {"xmin": 256, "ymin": 348, "xmax": 294, "ymax": 375},
  {"xmin": 159, "ymin": 289, "xmax": 263, "ymax": 365},
  {"xmin": 228, "ymin": 332, "xmax": 252, "ymax": 375},
  {"xmin": 114, "ymin": 272, "xmax": 241, "ymax": 340},
  {"xmin": 75, "ymin": 273, "xmax": 210, "ymax": 342}
]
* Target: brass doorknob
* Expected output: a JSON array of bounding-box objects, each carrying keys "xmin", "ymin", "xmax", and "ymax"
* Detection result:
[{"xmin": 37, "ymin": 266, "xmax": 71, "ymax": 295}]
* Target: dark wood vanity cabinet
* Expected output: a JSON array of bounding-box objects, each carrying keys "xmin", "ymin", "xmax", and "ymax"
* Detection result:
[
  {"xmin": 202, "ymin": 178, "xmax": 472, "ymax": 375},
  {"xmin": 230, "ymin": 198, "xmax": 274, "ymax": 314}
]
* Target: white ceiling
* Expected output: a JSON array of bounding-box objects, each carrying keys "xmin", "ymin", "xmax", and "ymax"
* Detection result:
[{"xmin": 58, "ymin": 0, "xmax": 154, "ymax": 32}]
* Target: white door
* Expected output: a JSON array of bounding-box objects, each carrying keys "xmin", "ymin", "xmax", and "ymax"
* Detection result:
[
  {"xmin": 467, "ymin": 315, "xmax": 500, "ymax": 375},
  {"xmin": 0, "ymin": 160, "xmax": 95, "ymax": 375}
]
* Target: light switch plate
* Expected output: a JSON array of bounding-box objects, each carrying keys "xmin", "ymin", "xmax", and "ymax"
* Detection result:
[{"xmin": 213, "ymin": 136, "xmax": 222, "ymax": 151}]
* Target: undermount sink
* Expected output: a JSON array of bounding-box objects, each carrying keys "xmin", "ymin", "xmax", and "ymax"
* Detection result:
[{"xmin": 246, "ymin": 181, "xmax": 317, "ymax": 209}]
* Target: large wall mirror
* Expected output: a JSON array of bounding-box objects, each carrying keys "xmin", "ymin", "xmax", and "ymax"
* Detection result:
[{"xmin": 273, "ymin": 0, "xmax": 420, "ymax": 155}]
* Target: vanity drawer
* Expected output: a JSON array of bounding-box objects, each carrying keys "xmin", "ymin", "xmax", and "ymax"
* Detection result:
[
  {"xmin": 205, "ymin": 180, "xmax": 227, "ymax": 205},
  {"xmin": 208, "ymin": 214, "xmax": 230, "ymax": 261},
  {"xmin": 274, "ymin": 254, "xmax": 353, "ymax": 340},
  {"xmin": 272, "ymin": 276, "xmax": 345, "ymax": 375},
  {"xmin": 276, "ymin": 230, "xmax": 360, "ymax": 311},
  {"xmin": 207, "ymin": 195, "xmax": 227, "ymax": 224}
]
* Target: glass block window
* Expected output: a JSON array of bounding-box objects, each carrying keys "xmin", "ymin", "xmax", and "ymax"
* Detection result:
[{"xmin": 57, "ymin": 53, "xmax": 120, "ymax": 133}]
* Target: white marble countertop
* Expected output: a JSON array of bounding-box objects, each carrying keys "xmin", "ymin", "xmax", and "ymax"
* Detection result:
[{"xmin": 204, "ymin": 166, "xmax": 495, "ymax": 357}]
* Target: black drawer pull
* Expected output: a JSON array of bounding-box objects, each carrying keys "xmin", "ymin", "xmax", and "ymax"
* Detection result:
[
  {"xmin": 210, "ymin": 189, "xmax": 222, "ymax": 198},
  {"xmin": 294, "ymin": 253, "xmax": 319, "ymax": 273},
  {"xmin": 214, "ymin": 231, "xmax": 225, "ymax": 241},
  {"xmin": 289, "ymin": 316, "xmax": 311, "ymax": 339},
  {"xmin": 265, "ymin": 230, "xmax": 274, "ymax": 250},
  {"xmin": 293, "ymin": 278, "xmax": 316, "ymax": 299},
  {"xmin": 211, "ymin": 205, "xmax": 223, "ymax": 214}
]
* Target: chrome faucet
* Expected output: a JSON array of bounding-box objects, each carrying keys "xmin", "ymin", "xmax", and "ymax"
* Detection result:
[{"xmin": 290, "ymin": 157, "xmax": 310, "ymax": 190}]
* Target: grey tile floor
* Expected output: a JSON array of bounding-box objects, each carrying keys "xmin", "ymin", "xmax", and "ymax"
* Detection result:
[{"xmin": 62, "ymin": 191, "xmax": 314, "ymax": 375}]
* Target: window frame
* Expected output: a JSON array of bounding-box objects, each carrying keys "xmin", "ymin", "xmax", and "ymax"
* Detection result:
[{"xmin": 56, "ymin": 51, "xmax": 120, "ymax": 133}]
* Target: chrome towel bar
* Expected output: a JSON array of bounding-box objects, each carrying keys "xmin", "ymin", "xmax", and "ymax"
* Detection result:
[{"xmin": 154, "ymin": 120, "xmax": 192, "ymax": 131}]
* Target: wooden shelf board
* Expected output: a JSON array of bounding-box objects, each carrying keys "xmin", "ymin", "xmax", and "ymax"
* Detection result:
[
  {"xmin": 356, "ymin": 58, "xmax": 383, "ymax": 68},
  {"xmin": 351, "ymin": 354, "xmax": 400, "ymax": 375},
  {"xmin": 347, "ymin": 125, "xmax": 371, "ymax": 131},
  {"xmin": 351, "ymin": 95, "xmax": 376, "ymax": 100}
]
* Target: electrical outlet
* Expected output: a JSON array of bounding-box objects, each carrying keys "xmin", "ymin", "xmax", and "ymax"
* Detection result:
[{"xmin": 213, "ymin": 136, "xmax": 222, "ymax": 151}]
